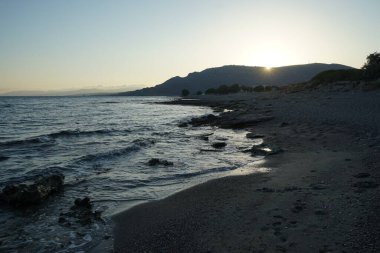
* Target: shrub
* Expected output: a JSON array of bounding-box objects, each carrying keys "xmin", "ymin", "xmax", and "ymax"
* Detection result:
[
  {"xmin": 362, "ymin": 52, "xmax": 380, "ymax": 80},
  {"xmin": 181, "ymin": 89, "xmax": 190, "ymax": 97},
  {"xmin": 253, "ymin": 85, "xmax": 265, "ymax": 92}
]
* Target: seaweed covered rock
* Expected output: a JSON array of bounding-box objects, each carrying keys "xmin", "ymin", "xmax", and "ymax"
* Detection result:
[{"xmin": 1, "ymin": 173, "xmax": 64, "ymax": 206}]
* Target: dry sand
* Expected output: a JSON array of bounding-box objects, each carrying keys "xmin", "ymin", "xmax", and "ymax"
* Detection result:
[{"xmin": 104, "ymin": 90, "xmax": 380, "ymax": 253}]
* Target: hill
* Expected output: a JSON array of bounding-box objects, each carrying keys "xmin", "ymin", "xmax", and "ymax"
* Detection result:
[{"xmin": 119, "ymin": 63, "xmax": 353, "ymax": 96}]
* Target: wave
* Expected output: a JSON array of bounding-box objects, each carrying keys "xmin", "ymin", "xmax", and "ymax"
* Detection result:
[
  {"xmin": 0, "ymin": 128, "xmax": 131, "ymax": 147},
  {"xmin": 148, "ymin": 165, "xmax": 237, "ymax": 183},
  {"xmin": 77, "ymin": 138, "xmax": 156, "ymax": 163},
  {"xmin": 0, "ymin": 135, "xmax": 56, "ymax": 147},
  {"xmin": 78, "ymin": 146, "xmax": 140, "ymax": 163}
]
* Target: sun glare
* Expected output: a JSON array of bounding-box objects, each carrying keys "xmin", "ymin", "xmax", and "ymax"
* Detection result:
[{"xmin": 253, "ymin": 49, "xmax": 289, "ymax": 69}]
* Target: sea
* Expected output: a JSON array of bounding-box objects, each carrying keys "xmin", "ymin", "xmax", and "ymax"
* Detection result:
[{"xmin": 0, "ymin": 96, "xmax": 265, "ymax": 253}]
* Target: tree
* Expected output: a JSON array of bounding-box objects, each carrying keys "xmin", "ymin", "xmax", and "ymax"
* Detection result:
[
  {"xmin": 205, "ymin": 88, "xmax": 216, "ymax": 95},
  {"xmin": 181, "ymin": 89, "xmax": 190, "ymax": 97},
  {"xmin": 362, "ymin": 52, "xmax": 380, "ymax": 80},
  {"xmin": 196, "ymin": 90, "xmax": 203, "ymax": 95}
]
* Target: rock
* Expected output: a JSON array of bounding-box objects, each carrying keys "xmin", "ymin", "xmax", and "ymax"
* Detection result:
[
  {"xmin": 1, "ymin": 173, "xmax": 64, "ymax": 206},
  {"xmin": 148, "ymin": 158, "xmax": 173, "ymax": 166},
  {"xmin": 279, "ymin": 122, "xmax": 290, "ymax": 127},
  {"xmin": 178, "ymin": 122, "xmax": 188, "ymax": 127},
  {"xmin": 59, "ymin": 197, "xmax": 102, "ymax": 226},
  {"xmin": 352, "ymin": 181, "xmax": 379, "ymax": 189},
  {"xmin": 200, "ymin": 136, "xmax": 209, "ymax": 141},
  {"xmin": 196, "ymin": 133, "xmax": 213, "ymax": 141},
  {"xmin": 74, "ymin": 196, "xmax": 91, "ymax": 208},
  {"xmin": 211, "ymin": 142, "xmax": 227, "ymax": 149},
  {"xmin": 314, "ymin": 210, "xmax": 328, "ymax": 215},
  {"xmin": 353, "ymin": 173, "xmax": 371, "ymax": 178},
  {"xmin": 190, "ymin": 114, "xmax": 220, "ymax": 127},
  {"xmin": 246, "ymin": 133, "xmax": 265, "ymax": 139}
]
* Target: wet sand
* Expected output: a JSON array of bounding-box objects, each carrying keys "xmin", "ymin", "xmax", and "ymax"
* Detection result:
[{"xmin": 109, "ymin": 90, "xmax": 380, "ymax": 252}]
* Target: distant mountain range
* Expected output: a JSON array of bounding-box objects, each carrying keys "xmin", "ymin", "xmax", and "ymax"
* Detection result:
[
  {"xmin": 119, "ymin": 63, "xmax": 353, "ymax": 96},
  {"xmin": 0, "ymin": 85, "xmax": 143, "ymax": 96}
]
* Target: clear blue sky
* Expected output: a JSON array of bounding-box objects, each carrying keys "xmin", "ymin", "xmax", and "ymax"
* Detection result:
[{"xmin": 0, "ymin": 0, "xmax": 379, "ymax": 92}]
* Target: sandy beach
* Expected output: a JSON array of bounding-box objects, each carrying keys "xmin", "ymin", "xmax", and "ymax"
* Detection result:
[{"xmin": 108, "ymin": 90, "xmax": 380, "ymax": 253}]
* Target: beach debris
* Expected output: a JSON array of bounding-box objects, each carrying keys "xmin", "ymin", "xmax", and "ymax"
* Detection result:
[
  {"xmin": 148, "ymin": 158, "xmax": 173, "ymax": 166},
  {"xmin": 59, "ymin": 197, "xmax": 103, "ymax": 226},
  {"xmin": 0, "ymin": 173, "xmax": 64, "ymax": 206},
  {"xmin": 211, "ymin": 142, "xmax": 227, "ymax": 149}
]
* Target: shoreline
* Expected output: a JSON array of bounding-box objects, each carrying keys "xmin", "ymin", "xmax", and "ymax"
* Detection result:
[{"xmin": 102, "ymin": 90, "xmax": 380, "ymax": 252}]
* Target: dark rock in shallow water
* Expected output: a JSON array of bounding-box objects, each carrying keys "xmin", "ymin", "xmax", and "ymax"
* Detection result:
[
  {"xmin": 178, "ymin": 122, "xmax": 188, "ymax": 127},
  {"xmin": 59, "ymin": 197, "xmax": 102, "ymax": 226},
  {"xmin": 1, "ymin": 173, "xmax": 64, "ymax": 206},
  {"xmin": 0, "ymin": 156, "xmax": 9, "ymax": 162},
  {"xmin": 211, "ymin": 142, "xmax": 227, "ymax": 149},
  {"xmin": 246, "ymin": 133, "xmax": 265, "ymax": 139},
  {"xmin": 74, "ymin": 196, "xmax": 92, "ymax": 208},
  {"xmin": 148, "ymin": 158, "xmax": 173, "ymax": 166},
  {"xmin": 189, "ymin": 114, "xmax": 220, "ymax": 127}
]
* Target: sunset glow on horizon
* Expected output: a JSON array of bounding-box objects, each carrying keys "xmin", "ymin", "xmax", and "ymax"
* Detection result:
[{"xmin": 1, "ymin": 0, "xmax": 379, "ymax": 93}]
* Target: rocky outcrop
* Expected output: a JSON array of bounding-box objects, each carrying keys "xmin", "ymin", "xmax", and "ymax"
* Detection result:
[
  {"xmin": 1, "ymin": 173, "xmax": 64, "ymax": 206},
  {"xmin": 187, "ymin": 112, "xmax": 274, "ymax": 129}
]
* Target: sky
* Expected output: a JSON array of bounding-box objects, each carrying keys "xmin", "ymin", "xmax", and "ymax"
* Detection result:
[{"xmin": 0, "ymin": 0, "xmax": 379, "ymax": 93}]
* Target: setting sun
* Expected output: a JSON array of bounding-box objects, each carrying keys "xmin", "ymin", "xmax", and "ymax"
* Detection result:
[{"xmin": 252, "ymin": 48, "xmax": 290, "ymax": 69}]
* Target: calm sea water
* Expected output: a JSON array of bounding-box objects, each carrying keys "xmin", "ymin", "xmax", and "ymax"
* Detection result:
[{"xmin": 0, "ymin": 96, "xmax": 263, "ymax": 252}]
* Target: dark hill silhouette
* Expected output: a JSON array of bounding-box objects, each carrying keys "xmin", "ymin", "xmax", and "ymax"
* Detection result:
[{"xmin": 119, "ymin": 63, "xmax": 353, "ymax": 96}]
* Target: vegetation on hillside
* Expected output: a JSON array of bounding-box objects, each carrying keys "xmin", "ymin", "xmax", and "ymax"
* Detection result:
[
  {"xmin": 181, "ymin": 89, "xmax": 190, "ymax": 97},
  {"xmin": 204, "ymin": 84, "xmax": 276, "ymax": 95},
  {"xmin": 311, "ymin": 69, "xmax": 363, "ymax": 84}
]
